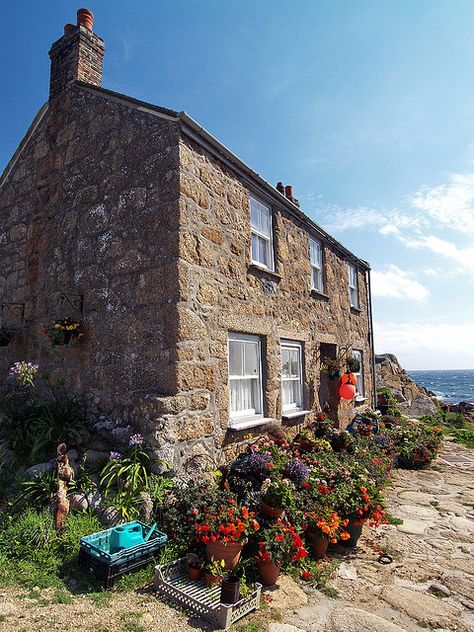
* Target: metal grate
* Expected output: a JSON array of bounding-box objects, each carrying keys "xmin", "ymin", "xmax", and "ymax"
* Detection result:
[{"xmin": 155, "ymin": 558, "xmax": 261, "ymax": 629}]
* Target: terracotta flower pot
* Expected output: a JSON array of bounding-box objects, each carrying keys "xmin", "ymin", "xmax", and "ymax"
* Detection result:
[
  {"xmin": 204, "ymin": 572, "xmax": 222, "ymax": 588},
  {"xmin": 256, "ymin": 560, "xmax": 280, "ymax": 585},
  {"xmin": 309, "ymin": 536, "xmax": 329, "ymax": 559},
  {"xmin": 187, "ymin": 566, "xmax": 203, "ymax": 581},
  {"xmin": 260, "ymin": 499, "xmax": 283, "ymax": 519},
  {"xmin": 206, "ymin": 540, "xmax": 244, "ymax": 571}
]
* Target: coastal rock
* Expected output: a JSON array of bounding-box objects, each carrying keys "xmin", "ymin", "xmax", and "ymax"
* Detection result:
[{"xmin": 375, "ymin": 353, "xmax": 439, "ymax": 417}]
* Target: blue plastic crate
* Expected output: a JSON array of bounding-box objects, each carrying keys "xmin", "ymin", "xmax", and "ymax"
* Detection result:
[{"xmin": 80, "ymin": 521, "xmax": 167, "ymax": 564}]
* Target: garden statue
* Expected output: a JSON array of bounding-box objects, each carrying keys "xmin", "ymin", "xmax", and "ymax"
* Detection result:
[{"xmin": 55, "ymin": 443, "xmax": 74, "ymax": 529}]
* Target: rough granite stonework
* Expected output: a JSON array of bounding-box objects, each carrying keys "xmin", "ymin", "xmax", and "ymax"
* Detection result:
[{"xmin": 0, "ymin": 19, "xmax": 374, "ymax": 473}]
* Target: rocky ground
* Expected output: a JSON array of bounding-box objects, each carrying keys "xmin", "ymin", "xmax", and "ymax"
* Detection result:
[{"xmin": 1, "ymin": 441, "xmax": 473, "ymax": 632}]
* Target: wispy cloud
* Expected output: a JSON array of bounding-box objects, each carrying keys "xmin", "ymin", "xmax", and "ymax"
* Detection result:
[
  {"xmin": 375, "ymin": 320, "xmax": 474, "ymax": 370},
  {"xmin": 410, "ymin": 173, "xmax": 474, "ymax": 233},
  {"xmin": 371, "ymin": 265, "xmax": 429, "ymax": 301},
  {"xmin": 308, "ymin": 168, "xmax": 474, "ymax": 279}
]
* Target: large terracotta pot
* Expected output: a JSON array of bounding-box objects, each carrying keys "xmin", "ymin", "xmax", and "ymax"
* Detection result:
[
  {"xmin": 340, "ymin": 518, "xmax": 363, "ymax": 547},
  {"xmin": 260, "ymin": 499, "xmax": 283, "ymax": 519},
  {"xmin": 256, "ymin": 560, "xmax": 280, "ymax": 585},
  {"xmin": 206, "ymin": 540, "xmax": 244, "ymax": 571}
]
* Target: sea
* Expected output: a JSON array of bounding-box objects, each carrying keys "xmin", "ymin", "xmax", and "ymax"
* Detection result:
[{"xmin": 409, "ymin": 369, "xmax": 474, "ymax": 405}]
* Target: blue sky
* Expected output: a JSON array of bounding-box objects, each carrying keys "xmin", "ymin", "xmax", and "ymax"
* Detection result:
[{"xmin": 1, "ymin": 1, "xmax": 473, "ymax": 370}]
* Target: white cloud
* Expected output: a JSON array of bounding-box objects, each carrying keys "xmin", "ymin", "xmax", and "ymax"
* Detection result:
[
  {"xmin": 375, "ymin": 321, "xmax": 474, "ymax": 370},
  {"xmin": 371, "ymin": 265, "xmax": 429, "ymax": 301},
  {"xmin": 397, "ymin": 233, "xmax": 474, "ymax": 276},
  {"xmin": 410, "ymin": 173, "xmax": 474, "ymax": 233}
]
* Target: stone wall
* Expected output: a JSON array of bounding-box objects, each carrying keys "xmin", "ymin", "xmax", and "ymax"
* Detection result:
[
  {"xmin": 138, "ymin": 133, "xmax": 374, "ymax": 472},
  {"xmin": 0, "ymin": 84, "xmax": 181, "ymax": 445}
]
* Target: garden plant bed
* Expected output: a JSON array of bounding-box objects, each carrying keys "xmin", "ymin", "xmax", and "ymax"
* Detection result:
[{"xmin": 154, "ymin": 558, "xmax": 262, "ymax": 629}]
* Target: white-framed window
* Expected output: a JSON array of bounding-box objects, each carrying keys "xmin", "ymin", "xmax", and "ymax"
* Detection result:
[
  {"xmin": 348, "ymin": 263, "xmax": 359, "ymax": 309},
  {"xmin": 352, "ymin": 350, "xmax": 365, "ymax": 398},
  {"xmin": 250, "ymin": 195, "xmax": 274, "ymax": 271},
  {"xmin": 281, "ymin": 340, "xmax": 304, "ymax": 413},
  {"xmin": 228, "ymin": 333, "xmax": 264, "ymax": 426},
  {"xmin": 310, "ymin": 238, "xmax": 324, "ymax": 293}
]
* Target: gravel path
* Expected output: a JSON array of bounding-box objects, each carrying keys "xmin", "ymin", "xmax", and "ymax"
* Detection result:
[{"xmin": 270, "ymin": 440, "xmax": 474, "ymax": 632}]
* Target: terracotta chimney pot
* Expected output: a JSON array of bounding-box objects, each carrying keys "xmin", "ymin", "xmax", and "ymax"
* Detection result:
[
  {"xmin": 64, "ymin": 23, "xmax": 76, "ymax": 34},
  {"xmin": 285, "ymin": 185, "xmax": 294, "ymax": 199},
  {"xmin": 77, "ymin": 8, "xmax": 94, "ymax": 31},
  {"xmin": 276, "ymin": 182, "xmax": 285, "ymax": 194}
]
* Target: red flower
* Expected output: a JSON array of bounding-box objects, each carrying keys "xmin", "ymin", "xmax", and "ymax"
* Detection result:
[{"xmin": 302, "ymin": 570, "xmax": 312, "ymax": 580}]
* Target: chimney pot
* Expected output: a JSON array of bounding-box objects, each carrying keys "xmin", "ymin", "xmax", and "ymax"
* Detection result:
[
  {"xmin": 64, "ymin": 23, "xmax": 76, "ymax": 34},
  {"xmin": 77, "ymin": 8, "xmax": 94, "ymax": 31},
  {"xmin": 285, "ymin": 185, "xmax": 294, "ymax": 199},
  {"xmin": 276, "ymin": 181, "xmax": 285, "ymax": 194}
]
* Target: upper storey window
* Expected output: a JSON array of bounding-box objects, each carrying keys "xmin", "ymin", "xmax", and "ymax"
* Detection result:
[
  {"xmin": 348, "ymin": 263, "xmax": 359, "ymax": 309},
  {"xmin": 250, "ymin": 195, "xmax": 274, "ymax": 271},
  {"xmin": 310, "ymin": 238, "xmax": 324, "ymax": 293}
]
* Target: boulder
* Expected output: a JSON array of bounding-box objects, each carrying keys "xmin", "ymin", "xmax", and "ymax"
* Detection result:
[
  {"xmin": 375, "ymin": 353, "xmax": 439, "ymax": 418},
  {"xmin": 25, "ymin": 462, "xmax": 54, "ymax": 479}
]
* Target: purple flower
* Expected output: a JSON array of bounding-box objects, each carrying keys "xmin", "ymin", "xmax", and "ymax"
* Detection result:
[
  {"xmin": 8, "ymin": 361, "xmax": 39, "ymax": 387},
  {"xmin": 109, "ymin": 451, "xmax": 123, "ymax": 460},
  {"xmin": 129, "ymin": 433, "xmax": 143, "ymax": 446},
  {"xmin": 286, "ymin": 460, "xmax": 309, "ymax": 484},
  {"xmin": 247, "ymin": 452, "xmax": 272, "ymax": 476}
]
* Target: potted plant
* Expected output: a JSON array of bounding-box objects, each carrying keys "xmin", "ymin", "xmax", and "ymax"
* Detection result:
[
  {"xmin": 0, "ymin": 326, "xmax": 15, "ymax": 347},
  {"xmin": 320, "ymin": 357, "xmax": 342, "ymax": 380},
  {"xmin": 303, "ymin": 507, "xmax": 349, "ymax": 558},
  {"xmin": 192, "ymin": 490, "xmax": 260, "ymax": 570},
  {"xmin": 330, "ymin": 429, "xmax": 354, "ymax": 453},
  {"xmin": 46, "ymin": 317, "xmax": 84, "ymax": 347},
  {"xmin": 220, "ymin": 575, "xmax": 241, "ymax": 603},
  {"xmin": 332, "ymin": 472, "xmax": 387, "ymax": 546},
  {"xmin": 260, "ymin": 479, "xmax": 295, "ymax": 518},
  {"xmin": 347, "ymin": 356, "xmax": 360, "ymax": 373},
  {"xmin": 186, "ymin": 552, "xmax": 203, "ymax": 581},
  {"xmin": 204, "ymin": 557, "xmax": 225, "ymax": 588},
  {"xmin": 255, "ymin": 520, "xmax": 307, "ymax": 585}
]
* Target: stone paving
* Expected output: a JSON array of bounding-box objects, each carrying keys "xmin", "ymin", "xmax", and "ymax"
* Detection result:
[{"xmin": 268, "ymin": 441, "xmax": 474, "ymax": 632}]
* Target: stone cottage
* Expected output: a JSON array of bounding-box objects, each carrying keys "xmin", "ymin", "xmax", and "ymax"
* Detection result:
[{"xmin": 0, "ymin": 10, "xmax": 376, "ymax": 471}]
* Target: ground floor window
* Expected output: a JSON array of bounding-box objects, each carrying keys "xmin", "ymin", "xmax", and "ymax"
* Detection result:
[
  {"xmin": 281, "ymin": 340, "xmax": 303, "ymax": 413},
  {"xmin": 228, "ymin": 333, "xmax": 263, "ymax": 426},
  {"xmin": 352, "ymin": 349, "xmax": 364, "ymax": 398}
]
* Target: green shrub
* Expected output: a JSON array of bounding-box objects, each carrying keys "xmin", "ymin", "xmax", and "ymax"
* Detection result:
[{"xmin": 452, "ymin": 428, "xmax": 474, "ymax": 449}]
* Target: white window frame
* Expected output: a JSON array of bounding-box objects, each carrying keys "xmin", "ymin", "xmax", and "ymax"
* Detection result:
[
  {"xmin": 352, "ymin": 350, "xmax": 365, "ymax": 399},
  {"xmin": 228, "ymin": 333, "xmax": 264, "ymax": 428},
  {"xmin": 281, "ymin": 340, "xmax": 304, "ymax": 414},
  {"xmin": 310, "ymin": 238, "xmax": 325, "ymax": 293},
  {"xmin": 348, "ymin": 263, "xmax": 359, "ymax": 309},
  {"xmin": 250, "ymin": 194, "xmax": 275, "ymax": 271}
]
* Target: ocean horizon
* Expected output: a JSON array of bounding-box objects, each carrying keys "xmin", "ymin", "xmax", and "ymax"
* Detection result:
[{"xmin": 409, "ymin": 369, "xmax": 474, "ymax": 405}]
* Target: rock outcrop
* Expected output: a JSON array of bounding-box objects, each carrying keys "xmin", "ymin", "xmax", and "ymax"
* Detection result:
[{"xmin": 375, "ymin": 353, "xmax": 439, "ymax": 417}]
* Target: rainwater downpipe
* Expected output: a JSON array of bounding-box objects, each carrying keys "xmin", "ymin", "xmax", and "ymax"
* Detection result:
[{"xmin": 367, "ymin": 268, "xmax": 377, "ymax": 409}]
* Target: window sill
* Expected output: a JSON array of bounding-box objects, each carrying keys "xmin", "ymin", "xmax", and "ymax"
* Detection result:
[
  {"xmin": 350, "ymin": 306, "xmax": 361, "ymax": 314},
  {"xmin": 282, "ymin": 409, "xmax": 311, "ymax": 420},
  {"xmin": 228, "ymin": 417, "xmax": 275, "ymax": 432},
  {"xmin": 311, "ymin": 289, "xmax": 329, "ymax": 301},
  {"xmin": 248, "ymin": 264, "xmax": 281, "ymax": 281}
]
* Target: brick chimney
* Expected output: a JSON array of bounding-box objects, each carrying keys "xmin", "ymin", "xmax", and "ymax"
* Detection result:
[{"xmin": 48, "ymin": 8, "xmax": 105, "ymax": 99}]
